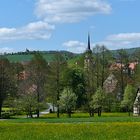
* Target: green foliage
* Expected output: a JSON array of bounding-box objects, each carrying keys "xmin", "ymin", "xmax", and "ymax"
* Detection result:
[
  {"xmin": 62, "ymin": 68, "xmax": 86, "ymax": 108},
  {"xmin": 59, "ymin": 88, "xmax": 77, "ymax": 117},
  {"xmin": 29, "ymin": 53, "xmax": 49, "ymax": 117},
  {"xmin": 121, "ymin": 84, "xmax": 136, "ymax": 112},
  {"xmin": 18, "ymin": 92, "xmax": 38, "ymax": 117},
  {"xmin": 90, "ymin": 87, "xmax": 105, "ymax": 109},
  {"xmin": 134, "ymin": 64, "xmax": 140, "ymax": 87},
  {"xmin": 0, "ymin": 57, "xmax": 17, "ymax": 118},
  {"xmin": 5, "ymin": 51, "xmax": 75, "ymax": 63}
]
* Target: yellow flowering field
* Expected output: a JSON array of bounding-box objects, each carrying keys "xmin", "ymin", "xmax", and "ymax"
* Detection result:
[{"xmin": 0, "ymin": 121, "xmax": 140, "ymax": 140}]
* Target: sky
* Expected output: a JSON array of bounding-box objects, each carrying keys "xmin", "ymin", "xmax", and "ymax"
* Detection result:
[{"xmin": 0, "ymin": 0, "xmax": 140, "ymax": 53}]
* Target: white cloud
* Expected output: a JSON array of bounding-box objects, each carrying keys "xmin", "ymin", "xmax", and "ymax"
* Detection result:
[
  {"xmin": 63, "ymin": 33, "xmax": 140, "ymax": 53},
  {"xmin": 63, "ymin": 40, "xmax": 95, "ymax": 53},
  {"xmin": 106, "ymin": 33, "xmax": 140, "ymax": 41},
  {"xmin": 0, "ymin": 21, "xmax": 55, "ymax": 42},
  {"xmin": 35, "ymin": 0, "xmax": 111, "ymax": 23},
  {"xmin": 0, "ymin": 47, "xmax": 13, "ymax": 54},
  {"xmin": 98, "ymin": 33, "xmax": 140, "ymax": 50},
  {"xmin": 0, "ymin": 0, "xmax": 111, "ymax": 44},
  {"xmin": 63, "ymin": 40, "xmax": 86, "ymax": 53}
]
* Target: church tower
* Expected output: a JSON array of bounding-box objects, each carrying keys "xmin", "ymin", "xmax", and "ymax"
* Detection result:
[
  {"xmin": 86, "ymin": 33, "xmax": 92, "ymax": 53},
  {"xmin": 84, "ymin": 33, "xmax": 92, "ymax": 70}
]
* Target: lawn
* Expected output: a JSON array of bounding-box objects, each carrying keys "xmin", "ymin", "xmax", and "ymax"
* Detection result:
[
  {"xmin": 0, "ymin": 113, "xmax": 140, "ymax": 140},
  {"xmin": 0, "ymin": 121, "xmax": 140, "ymax": 140}
]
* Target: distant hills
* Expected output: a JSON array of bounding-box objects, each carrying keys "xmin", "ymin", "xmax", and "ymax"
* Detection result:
[
  {"xmin": 4, "ymin": 51, "xmax": 77, "ymax": 63},
  {"xmin": 2, "ymin": 47, "xmax": 140, "ymax": 63}
]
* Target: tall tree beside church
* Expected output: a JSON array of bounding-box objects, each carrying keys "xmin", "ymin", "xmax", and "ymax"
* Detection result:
[
  {"xmin": 133, "ymin": 64, "xmax": 140, "ymax": 87},
  {"xmin": 0, "ymin": 57, "xmax": 16, "ymax": 118},
  {"xmin": 14, "ymin": 62, "xmax": 24, "ymax": 85},
  {"xmin": 121, "ymin": 84, "xmax": 136, "ymax": 116},
  {"xmin": 117, "ymin": 49, "xmax": 129, "ymax": 99},
  {"xmin": 28, "ymin": 53, "xmax": 49, "ymax": 118},
  {"xmin": 49, "ymin": 52, "xmax": 66, "ymax": 118},
  {"xmin": 62, "ymin": 68, "xmax": 86, "ymax": 109},
  {"xmin": 100, "ymin": 45, "xmax": 113, "ymax": 88},
  {"xmin": 90, "ymin": 87, "xmax": 105, "ymax": 117},
  {"xmin": 93, "ymin": 45, "xmax": 101, "ymax": 89},
  {"xmin": 93, "ymin": 45, "xmax": 112, "ymax": 89},
  {"xmin": 84, "ymin": 34, "xmax": 95, "ymax": 116}
]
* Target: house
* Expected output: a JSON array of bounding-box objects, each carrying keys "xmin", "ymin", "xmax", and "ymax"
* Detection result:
[
  {"xmin": 133, "ymin": 88, "xmax": 140, "ymax": 116},
  {"xmin": 110, "ymin": 62, "xmax": 138, "ymax": 75},
  {"xmin": 103, "ymin": 74, "xmax": 118, "ymax": 93}
]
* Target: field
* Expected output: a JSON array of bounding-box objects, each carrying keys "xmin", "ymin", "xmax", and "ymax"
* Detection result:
[
  {"xmin": 4, "ymin": 51, "xmax": 76, "ymax": 63},
  {"xmin": 0, "ymin": 113, "xmax": 140, "ymax": 140}
]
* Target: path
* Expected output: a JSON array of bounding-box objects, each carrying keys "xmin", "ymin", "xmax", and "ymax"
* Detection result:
[{"xmin": 33, "ymin": 103, "xmax": 57, "ymax": 117}]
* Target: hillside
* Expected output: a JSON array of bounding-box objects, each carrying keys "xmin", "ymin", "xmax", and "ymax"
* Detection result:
[
  {"xmin": 2, "ymin": 47, "xmax": 140, "ymax": 63},
  {"xmin": 4, "ymin": 51, "xmax": 76, "ymax": 63}
]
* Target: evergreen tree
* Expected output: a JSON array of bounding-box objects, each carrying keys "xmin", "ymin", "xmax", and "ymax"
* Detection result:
[
  {"xmin": 0, "ymin": 57, "xmax": 16, "ymax": 118},
  {"xmin": 121, "ymin": 84, "xmax": 136, "ymax": 116}
]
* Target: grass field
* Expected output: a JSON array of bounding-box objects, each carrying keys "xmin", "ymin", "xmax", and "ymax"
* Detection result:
[
  {"xmin": 0, "ymin": 121, "xmax": 140, "ymax": 140},
  {"xmin": 5, "ymin": 54, "xmax": 55, "ymax": 62},
  {"xmin": 0, "ymin": 113, "xmax": 140, "ymax": 140}
]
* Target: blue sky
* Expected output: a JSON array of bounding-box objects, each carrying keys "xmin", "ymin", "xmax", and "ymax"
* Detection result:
[{"xmin": 0, "ymin": 0, "xmax": 140, "ymax": 53}]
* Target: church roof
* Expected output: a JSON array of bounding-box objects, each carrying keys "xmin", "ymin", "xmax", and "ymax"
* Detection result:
[{"xmin": 86, "ymin": 33, "xmax": 92, "ymax": 53}]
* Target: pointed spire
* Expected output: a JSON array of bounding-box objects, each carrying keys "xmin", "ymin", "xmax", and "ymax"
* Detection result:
[
  {"xmin": 88, "ymin": 33, "xmax": 91, "ymax": 50},
  {"xmin": 86, "ymin": 33, "xmax": 92, "ymax": 53}
]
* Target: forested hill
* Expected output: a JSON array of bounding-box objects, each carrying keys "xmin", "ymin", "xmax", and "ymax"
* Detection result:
[
  {"xmin": 111, "ymin": 47, "xmax": 140, "ymax": 57},
  {"xmin": 2, "ymin": 47, "xmax": 140, "ymax": 63},
  {"xmin": 3, "ymin": 51, "xmax": 78, "ymax": 62}
]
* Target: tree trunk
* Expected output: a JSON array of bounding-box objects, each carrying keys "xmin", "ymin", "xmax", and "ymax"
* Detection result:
[
  {"xmin": 89, "ymin": 109, "xmax": 94, "ymax": 117},
  {"xmin": 89, "ymin": 109, "xmax": 91, "ymax": 117},
  {"xmin": 53, "ymin": 102, "xmax": 55, "ymax": 112},
  {"xmin": 29, "ymin": 106, "xmax": 33, "ymax": 118},
  {"xmin": 30, "ymin": 111, "xmax": 33, "ymax": 118},
  {"xmin": 120, "ymin": 61, "xmax": 124, "ymax": 100},
  {"xmin": 57, "ymin": 92, "xmax": 60, "ymax": 118},
  {"xmin": 37, "ymin": 87, "xmax": 40, "ymax": 118},
  {"xmin": 57, "ymin": 105, "xmax": 60, "ymax": 118},
  {"xmin": 89, "ymin": 108, "xmax": 92, "ymax": 117},
  {"xmin": 99, "ymin": 108, "xmax": 102, "ymax": 116},
  {"xmin": 98, "ymin": 107, "xmax": 102, "ymax": 117},
  {"xmin": 37, "ymin": 109, "xmax": 39, "ymax": 118},
  {"xmin": 68, "ymin": 109, "xmax": 71, "ymax": 118},
  {"xmin": 91, "ymin": 109, "xmax": 94, "ymax": 117},
  {"xmin": 0, "ymin": 103, "xmax": 2, "ymax": 119},
  {"xmin": 128, "ymin": 107, "xmax": 131, "ymax": 116},
  {"xmin": 128, "ymin": 111, "xmax": 131, "ymax": 116},
  {"xmin": 101, "ymin": 48, "xmax": 105, "ymax": 89},
  {"xmin": 98, "ymin": 108, "xmax": 100, "ymax": 116}
]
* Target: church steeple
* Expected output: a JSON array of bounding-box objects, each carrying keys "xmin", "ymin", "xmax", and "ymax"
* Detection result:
[
  {"xmin": 84, "ymin": 33, "xmax": 93, "ymax": 69},
  {"xmin": 86, "ymin": 33, "xmax": 92, "ymax": 53},
  {"xmin": 88, "ymin": 33, "xmax": 91, "ymax": 50}
]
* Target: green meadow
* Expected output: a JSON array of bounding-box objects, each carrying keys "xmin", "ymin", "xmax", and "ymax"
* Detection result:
[{"xmin": 0, "ymin": 113, "xmax": 140, "ymax": 140}]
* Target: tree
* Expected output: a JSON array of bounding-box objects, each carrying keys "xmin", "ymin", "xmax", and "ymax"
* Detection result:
[
  {"xmin": 28, "ymin": 53, "xmax": 49, "ymax": 118},
  {"xmin": 48, "ymin": 52, "xmax": 66, "ymax": 118},
  {"xmin": 59, "ymin": 88, "xmax": 77, "ymax": 117},
  {"xmin": 100, "ymin": 45, "xmax": 113, "ymax": 88},
  {"xmin": 134, "ymin": 64, "xmax": 140, "ymax": 87},
  {"xmin": 117, "ymin": 49, "xmax": 129, "ymax": 99},
  {"xmin": 84, "ymin": 48, "xmax": 95, "ymax": 116},
  {"xmin": 0, "ymin": 57, "xmax": 16, "ymax": 118},
  {"xmin": 14, "ymin": 62, "xmax": 24, "ymax": 84},
  {"xmin": 62, "ymin": 68, "xmax": 86, "ymax": 109},
  {"xmin": 93, "ymin": 45, "xmax": 112, "ymax": 89},
  {"xmin": 15, "ymin": 79, "xmax": 38, "ymax": 118},
  {"xmin": 121, "ymin": 84, "xmax": 136, "ymax": 116},
  {"xmin": 18, "ymin": 91, "xmax": 38, "ymax": 118},
  {"xmin": 90, "ymin": 87, "xmax": 105, "ymax": 116}
]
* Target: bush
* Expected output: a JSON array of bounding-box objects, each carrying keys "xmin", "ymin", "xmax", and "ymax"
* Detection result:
[{"xmin": 1, "ymin": 112, "xmax": 12, "ymax": 119}]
